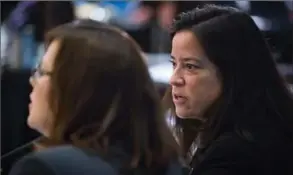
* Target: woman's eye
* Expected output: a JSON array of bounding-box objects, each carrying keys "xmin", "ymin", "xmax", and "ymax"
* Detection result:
[
  {"xmin": 185, "ymin": 63, "xmax": 198, "ymax": 70},
  {"xmin": 169, "ymin": 60, "xmax": 176, "ymax": 68}
]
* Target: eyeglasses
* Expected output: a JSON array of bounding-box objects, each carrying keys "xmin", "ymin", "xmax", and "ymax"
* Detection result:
[{"xmin": 31, "ymin": 67, "xmax": 52, "ymax": 79}]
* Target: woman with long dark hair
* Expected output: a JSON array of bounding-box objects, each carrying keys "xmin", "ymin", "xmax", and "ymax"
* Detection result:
[{"xmin": 164, "ymin": 4, "xmax": 293, "ymax": 175}]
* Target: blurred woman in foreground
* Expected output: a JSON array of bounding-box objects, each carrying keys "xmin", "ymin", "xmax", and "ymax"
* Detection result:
[
  {"xmin": 9, "ymin": 19, "xmax": 181, "ymax": 175},
  {"xmin": 164, "ymin": 4, "xmax": 293, "ymax": 175}
]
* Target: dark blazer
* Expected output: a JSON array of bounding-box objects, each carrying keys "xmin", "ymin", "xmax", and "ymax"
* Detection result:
[
  {"xmin": 190, "ymin": 128, "xmax": 292, "ymax": 175},
  {"xmin": 9, "ymin": 145, "xmax": 183, "ymax": 175}
]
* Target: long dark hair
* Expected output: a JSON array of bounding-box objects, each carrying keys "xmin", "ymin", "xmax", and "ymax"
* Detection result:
[{"xmin": 164, "ymin": 4, "xmax": 293, "ymax": 155}]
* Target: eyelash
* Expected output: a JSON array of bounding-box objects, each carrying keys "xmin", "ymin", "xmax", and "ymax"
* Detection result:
[
  {"xmin": 169, "ymin": 60, "xmax": 199, "ymax": 70},
  {"xmin": 169, "ymin": 60, "xmax": 176, "ymax": 67},
  {"xmin": 185, "ymin": 63, "xmax": 198, "ymax": 70}
]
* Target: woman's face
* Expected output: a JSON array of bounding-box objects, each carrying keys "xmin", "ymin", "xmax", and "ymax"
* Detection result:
[
  {"xmin": 170, "ymin": 30, "xmax": 222, "ymax": 120},
  {"xmin": 28, "ymin": 40, "xmax": 60, "ymax": 136}
]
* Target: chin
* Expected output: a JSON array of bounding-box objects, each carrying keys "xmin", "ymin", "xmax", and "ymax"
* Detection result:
[
  {"xmin": 175, "ymin": 109, "xmax": 191, "ymax": 119},
  {"xmin": 175, "ymin": 108, "xmax": 200, "ymax": 120},
  {"xmin": 27, "ymin": 114, "xmax": 39, "ymax": 130},
  {"xmin": 27, "ymin": 115, "xmax": 35, "ymax": 129}
]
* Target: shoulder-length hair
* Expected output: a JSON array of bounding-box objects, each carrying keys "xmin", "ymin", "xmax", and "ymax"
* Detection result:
[
  {"xmin": 39, "ymin": 19, "xmax": 179, "ymax": 169},
  {"xmin": 164, "ymin": 4, "xmax": 293, "ymax": 152}
]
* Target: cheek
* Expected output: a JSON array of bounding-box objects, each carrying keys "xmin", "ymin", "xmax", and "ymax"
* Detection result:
[
  {"xmin": 188, "ymin": 74, "xmax": 221, "ymax": 104},
  {"xmin": 34, "ymin": 79, "xmax": 50, "ymax": 105}
]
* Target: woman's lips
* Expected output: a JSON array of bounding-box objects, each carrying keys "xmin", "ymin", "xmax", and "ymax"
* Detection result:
[
  {"xmin": 29, "ymin": 94, "xmax": 32, "ymax": 110},
  {"xmin": 173, "ymin": 94, "xmax": 187, "ymax": 105}
]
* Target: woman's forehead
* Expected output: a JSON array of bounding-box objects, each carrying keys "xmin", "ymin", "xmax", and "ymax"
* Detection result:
[{"xmin": 40, "ymin": 40, "xmax": 61, "ymax": 70}]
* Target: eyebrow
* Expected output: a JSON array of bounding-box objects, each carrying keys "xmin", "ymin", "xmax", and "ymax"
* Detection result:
[{"xmin": 170, "ymin": 55, "xmax": 202, "ymax": 63}]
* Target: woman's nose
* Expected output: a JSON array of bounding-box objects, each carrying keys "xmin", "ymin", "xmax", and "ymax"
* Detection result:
[
  {"xmin": 169, "ymin": 70, "xmax": 184, "ymax": 86},
  {"xmin": 29, "ymin": 76, "xmax": 35, "ymax": 87}
]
